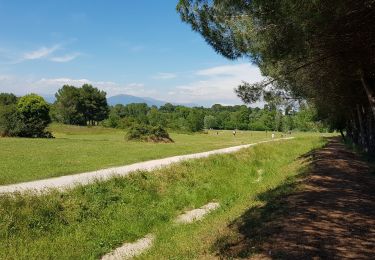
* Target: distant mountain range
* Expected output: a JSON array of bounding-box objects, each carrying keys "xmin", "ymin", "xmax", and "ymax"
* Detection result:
[
  {"xmin": 43, "ymin": 94, "xmax": 198, "ymax": 107},
  {"xmin": 108, "ymin": 94, "xmax": 198, "ymax": 107},
  {"xmin": 107, "ymin": 94, "xmax": 167, "ymax": 107}
]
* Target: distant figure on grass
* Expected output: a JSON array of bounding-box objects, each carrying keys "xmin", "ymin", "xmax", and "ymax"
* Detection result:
[
  {"xmin": 232, "ymin": 130, "xmax": 236, "ymax": 136},
  {"xmin": 271, "ymin": 133, "xmax": 275, "ymax": 139}
]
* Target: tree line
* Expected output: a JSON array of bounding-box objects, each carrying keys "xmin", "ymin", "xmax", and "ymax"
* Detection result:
[
  {"xmin": 102, "ymin": 102, "xmax": 325, "ymax": 133},
  {"xmin": 177, "ymin": 0, "xmax": 375, "ymax": 153},
  {"xmin": 0, "ymin": 84, "xmax": 323, "ymax": 137},
  {"xmin": 0, "ymin": 84, "xmax": 108, "ymax": 137}
]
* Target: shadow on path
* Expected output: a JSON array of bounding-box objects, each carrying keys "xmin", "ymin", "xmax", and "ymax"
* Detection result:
[{"xmin": 213, "ymin": 137, "xmax": 375, "ymax": 259}]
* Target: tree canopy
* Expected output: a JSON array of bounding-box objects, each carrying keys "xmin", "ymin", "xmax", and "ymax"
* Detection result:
[
  {"xmin": 102, "ymin": 102, "xmax": 324, "ymax": 133},
  {"xmin": 177, "ymin": 0, "xmax": 375, "ymax": 152},
  {"xmin": 54, "ymin": 84, "xmax": 109, "ymax": 126},
  {"xmin": 0, "ymin": 93, "xmax": 51, "ymax": 137}
]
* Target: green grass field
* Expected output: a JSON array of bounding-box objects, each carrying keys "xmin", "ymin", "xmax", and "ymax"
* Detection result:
[
  {"xmin": 0, "ymin": 123, "xmax": 313, "ymax": 185},
  {"xmin": 0, "ymin": 136, "xmax": 326, "ymax": 259}
]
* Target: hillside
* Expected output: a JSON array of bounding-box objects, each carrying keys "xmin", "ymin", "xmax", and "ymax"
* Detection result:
[{"xmin": 107, "ymin": 94, "xmax": 166, "ymax": 107}]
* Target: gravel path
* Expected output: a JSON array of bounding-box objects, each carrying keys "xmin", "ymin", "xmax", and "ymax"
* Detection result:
[{"xmin": 0, "ymin": 137, "xmax": 294, "ymax": 194}]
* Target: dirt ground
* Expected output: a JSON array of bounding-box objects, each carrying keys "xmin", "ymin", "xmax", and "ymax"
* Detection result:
[{"xmin": 215, "ymin": 137, "xmax": 375, "ymax": 259}]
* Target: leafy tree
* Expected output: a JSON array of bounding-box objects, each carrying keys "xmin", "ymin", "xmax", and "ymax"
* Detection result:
[
  {"xmin": 187, "ymin": 109, "xmax": 204, "ymax": 132},
  {"xmin": 123, "ymin": 103, "xmax": 149, "ymax": 124},
  {"xmin": 0, "ymin": 93, "xmax": 21, "ymax": 136},
  {"xmin": 55, "ymin": 85, "xmax": 85, "ymax": 125},
  {"xmin": 105, "ymin": 101, "xmax": 323, "ymax": 133},
  {"xmin": 159, "ymin": 103, "xmax": 175, "ymax": 113},
  {"xmin": 80, "ymin": 84, "xmax": 109, "ymax": 125},
  {"xmin": 0, "ymin": 104, "xmax": 24, "ymax": 137},
  {"xmin": 148, "ymin": 107, "xmax": 166, "ymax": 127},
  {"xmin": 230, "ymin": 106, "xmax": 250, "ymax": 130},
  {"xmin": 177, "ymin": 0, "xmax": 375, "ymax": 152},
  {"xmin": 0, "ymin": 93, "xmax": 18, "ymax": 106},
  {"xmin": 204, "ymin": 115, "xmax": 218, "ymax": 129},
  {"xmin": 16, "ymin": 94, "xmax": 51, "ymax": 137},
  {"xmin": 293, "ymin": 104, "xmax": 319, "ymax": 132},
  {"xmin": 55, "ymin": 84, "xmax": 108, "ymax": 125},
  {"xmin": 101, "ymin": 109, "xmax": 121, "ymax": 128}
]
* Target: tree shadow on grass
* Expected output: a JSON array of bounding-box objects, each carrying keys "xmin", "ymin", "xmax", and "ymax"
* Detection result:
[{"xmin": 212, "ymin": 137, "xmax": 375, "ymax": 259}]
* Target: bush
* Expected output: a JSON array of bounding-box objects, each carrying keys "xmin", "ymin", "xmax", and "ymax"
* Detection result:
[
  {"xmin": 127, "ymin": 124, "xmax": 173, "ymax": 142},
  {"xmin": 0, "ymin": 104, "xmax": 24, "ymax": 137},
  {"xmin": 16, "ymin": 94, "xmax": 52, "ymax": 137},
  {"xmin": 0, "ymin": 93, "xmax": 18, "ymax": 106},
  {"xmin": 0, "ymin": 93, "xmax": 52, "ymax": 138}
]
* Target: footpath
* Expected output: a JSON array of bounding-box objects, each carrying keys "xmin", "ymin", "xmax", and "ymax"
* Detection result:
[{"xmin": 220, "ymin": 138, "xmax": 375, "ymax": 259}]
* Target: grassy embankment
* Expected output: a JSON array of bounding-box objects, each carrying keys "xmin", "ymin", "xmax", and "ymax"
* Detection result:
[
  {"xmin": 0, "ymin": 123, "xmax": 318, "ymax": 185},
  {"xmin": 0, "ymin": 135, "xmax": 327, "ymax": 259}
]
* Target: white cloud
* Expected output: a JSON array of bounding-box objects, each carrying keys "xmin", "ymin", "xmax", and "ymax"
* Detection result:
[
  {"xmin": 49, "ymin": 53, "xmax": 81, "ymax": 62},
  {"xmin": 0, "ymin": 75, "xmax": 150, "ymax": 97},
  {"xmin": 23, "ymin": 45, "xmax": 60, "ymax": 60},
  {"xmin": 35, "ymin": 78, "xmax": 132, "ymax": 95},
  {"xmin": 126, "ymin": 83, "xmax": 144, "ymax": 88},
  {"xmin": 0, "ymin": 63, "xmax": 264, "ymax": 107},
  {"xmin": 197, "ymin": 65, "xmax": 243, "ymax": 76},
  {"xmin": 153, "ymin": 72, "xmax": 177, "ymax": 80},
  {"xmin": 169, "ymin": 63, "xmax": 264, "ymax": 104},
  {"xmin": 37, "ymin": 77, "xmax": 92, "ymax": 87},
  {"xmin": 0, "ymin": 43, "xmax": 81, "ymax": 64}
]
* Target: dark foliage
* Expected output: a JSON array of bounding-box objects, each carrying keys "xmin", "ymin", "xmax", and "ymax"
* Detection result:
[
  {"xmin": 177, "ymin": 0, "xmax": 375, "ymax": 153},
  {"xmin": 54, "ymin": 84, "xmax": 109, "ymax": 126},
  {"xmin": 103, "ymin": 102, "xmax": 325, "ymax": 133},
  {"xmin": 0, "ymin": 93, "xmax": 52, "ymax": 138},
  {"xmin": 127, "ymin": 124, "xmax": 173, "ymax": 143}
]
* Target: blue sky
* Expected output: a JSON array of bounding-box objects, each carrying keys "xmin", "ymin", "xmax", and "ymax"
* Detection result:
[{"xmin": 0, "ymin": 0, "xmax": 263, "ymax": 106}]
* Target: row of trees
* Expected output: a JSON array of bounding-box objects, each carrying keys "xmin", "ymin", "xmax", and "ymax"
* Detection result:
[
  {"xmin": 102, "ymin": 102, "xmax": 325, "ymax": 133},
  {"xmin": 0, "ymin": 84, "xmax": 108, "ymax": 137},
  {"xmin": 0, "ymin": 87, "xmax": 324, "ymax": 137},
  {"xmin": 50, "ymin": 84, "xmax": 325, "ymax": 133},
  {"xmin": 177, "ymin": 0, "xmax": 375, "ymax": 152}
]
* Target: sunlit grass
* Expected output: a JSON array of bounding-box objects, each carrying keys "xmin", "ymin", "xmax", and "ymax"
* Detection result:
[
  {"xmin": 0, "ymin": 123, "xmax": 333, "ymax": 184},
  {"xmin": 0, "ymin": 136, "xmax": 326, "ymax": 259}
]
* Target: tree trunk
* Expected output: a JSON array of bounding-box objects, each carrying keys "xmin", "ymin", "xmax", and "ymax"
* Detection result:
[
  {"xmin": 367, "ymin": 106, "xmax": 375, "ymax": 154},
  {"xmin": 359, "ymin": 69, "xmax": 375, "ymax": 120},
  {"xmin": 356, "ymin": 104, "xmax": 366, "ymax": 147},
  {"xmin": 350, "ymin": 110, "xmax": 359, "ymax": 146},
  {"xmin": 339, "ymin": 129, "xmax": 346, "ymax": 142}
]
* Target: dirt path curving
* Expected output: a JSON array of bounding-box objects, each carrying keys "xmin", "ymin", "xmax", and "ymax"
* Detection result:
[{"xmin": 217, "ymin": 137, "xmax": 375, "ymax": 259}]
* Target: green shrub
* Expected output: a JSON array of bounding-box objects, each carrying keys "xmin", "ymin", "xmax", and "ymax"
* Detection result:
[
  {"xmin": 0, "ymin": 93, "xmax": 18, "ymax": 106},
  {"xmin": 0, "ymin": 104, "xmax": 25, "ymax": 137},
  {"xmin": 0, "ymin": 93, "xmax": 52, "ymax": 138},
  {"xmin": 16, "ymin": 94, "xmax": 52, "ymax": 137},
  {"xmin": 127, "ymin": 124, "xmax": 173, "ymax": 142}
]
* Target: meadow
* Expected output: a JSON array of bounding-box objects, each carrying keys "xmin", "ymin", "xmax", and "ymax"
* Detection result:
[
  {"xmin": 0, "ymin": 135, "xmax": 326, "ymax": 259},
  {"xmin": 0, "ymin": 123, "xmax": 307, "ymax": 185}
]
